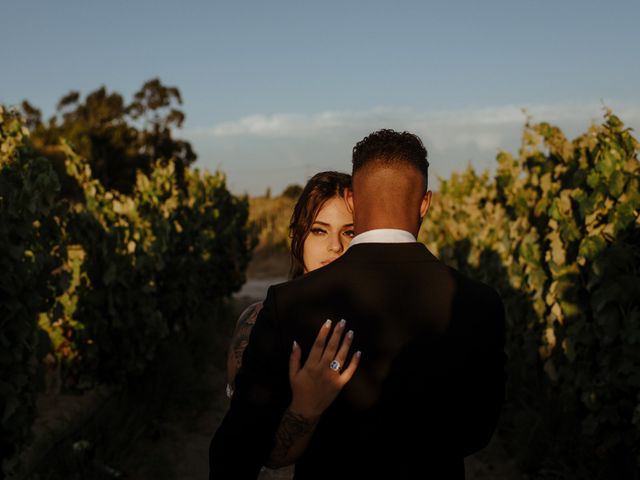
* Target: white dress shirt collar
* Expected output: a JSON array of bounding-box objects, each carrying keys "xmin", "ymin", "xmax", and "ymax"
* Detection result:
[{"xmin": 349, "ymin": 228, "xmax": 417, "ymax": 247}]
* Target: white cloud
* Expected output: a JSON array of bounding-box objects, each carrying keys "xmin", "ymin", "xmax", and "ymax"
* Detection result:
[
  {"xmin": 189, "ymin": 107, "xmax": 403, "ymax": 139},
  {"xmin": 189, "ymin": 101, "xmax": 640, "ymax": 148},
  {"xmin": 185, "ymin": 102, "xmax": 640, "ymax": 195}
]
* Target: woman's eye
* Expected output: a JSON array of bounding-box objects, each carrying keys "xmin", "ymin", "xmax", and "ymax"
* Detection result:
[
  {"xmin": 344, "ymin": 230, "xmax": 355, "ymax": 238},
  {"xmin": 311, "ymin": 228, "xmax": 326, "ymax": 235}
]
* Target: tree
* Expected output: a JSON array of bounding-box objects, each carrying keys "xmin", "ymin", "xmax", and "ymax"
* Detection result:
[
  {"xmin": 281, "ymin": 184, "xmax": 303, "ymax": 199},
  {"xmin": 22, "ymin": 78, "xmax": 196, "ymax": 195}
]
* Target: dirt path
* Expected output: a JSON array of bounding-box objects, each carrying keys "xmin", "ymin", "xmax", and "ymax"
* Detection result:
[
  {"xmin": 116, "ymin": 263, "xmax": 283, "ymax": 479},
  {"xmin": 120, "ymin": 365, "xmax": 229, "ymax": 479},
  {"xmin": 465, "ymin": 430, "xmax": 523, "ymax": 480},
  {"xmin": 235, "ymin": 276, "xmax": 288, "ymax": 300},
  {"xmin": 116, "ymin": 305, "xmax": 240, "ymax": 480}
]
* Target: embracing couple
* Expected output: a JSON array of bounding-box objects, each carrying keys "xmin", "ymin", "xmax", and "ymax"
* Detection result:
[{"xmin": 210, "ymin": 129, "xmax": 507, "ymax": 479}]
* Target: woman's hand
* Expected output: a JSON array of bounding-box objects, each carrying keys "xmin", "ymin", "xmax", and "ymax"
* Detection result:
[
  {"xmin": 288, "ymin": 319, "xmax": 362, "ymax": 419},
  {"xmin": 265, "ymin": 320, "xmax": 362, "ymax": 468}
]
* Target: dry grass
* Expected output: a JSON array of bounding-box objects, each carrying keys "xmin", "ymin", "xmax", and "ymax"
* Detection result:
[{"xmin": 249, "ymin": 195, "xmax": 296, "ymax": 252}]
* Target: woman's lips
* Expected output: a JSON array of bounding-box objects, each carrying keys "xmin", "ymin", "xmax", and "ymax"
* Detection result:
[{"xmin": 321, "ymin": 258, "xmax": 337, "ymax": 266}]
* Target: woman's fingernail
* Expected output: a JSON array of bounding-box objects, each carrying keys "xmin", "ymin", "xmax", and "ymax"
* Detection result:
[
  {"xmin": 325, "ymin": 319, "xmax": 332, "ymax": 328},
  {"xmin": 339, "ymin": 319, "xmax": 346, "ymax": 327},
  {"xmin": 355, "ymin": 351, "xmax": 362, "ymax": 358},
  {"xmin": 293, "ymin": 340, "xmax": 297, "ymax": 349},
  {"xmin": 347, "ymin": 330, "xmax": 354, "ymax": 339}
]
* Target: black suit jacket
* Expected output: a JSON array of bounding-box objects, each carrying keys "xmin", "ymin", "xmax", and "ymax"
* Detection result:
[{"xmin": 210, "ymin": 242, "xmax": 507, "ymax": 479}]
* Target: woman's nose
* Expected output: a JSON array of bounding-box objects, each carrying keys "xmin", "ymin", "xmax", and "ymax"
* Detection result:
[{"xmin": 328, "ymin": 235, "xmax": 343, "ymax": 253}]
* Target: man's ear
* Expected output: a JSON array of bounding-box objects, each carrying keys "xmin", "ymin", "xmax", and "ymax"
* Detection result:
[
  {"xmin": 344, "ymin": 187, "xmax": 354, "ymax": 214},
  {"xmin": 419, "ymin": 190, "xmax": 432, "ymax": 219}
]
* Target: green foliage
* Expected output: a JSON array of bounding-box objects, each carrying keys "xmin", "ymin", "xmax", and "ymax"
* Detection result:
[
  {"xmin": 419, "ymin": 111, "xmax": 640, "ymax": 476},
  {"xmin": 0, "ymin": 107, "xmax": 68, "ymax": 475},
  {"xmin": 51, "ymin": 145, "xmax": 253, "ymax": 386},
  {"xmin": 1, "ymin": 104, "xmax": 253, "ymax": 475}
]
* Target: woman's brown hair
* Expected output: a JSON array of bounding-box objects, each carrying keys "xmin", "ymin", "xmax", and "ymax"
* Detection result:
[{"xmin": 289, "ymin": 171, "xmax": 352, "ymax": 279}]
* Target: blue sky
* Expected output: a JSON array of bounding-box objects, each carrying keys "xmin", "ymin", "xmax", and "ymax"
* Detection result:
[{"xmin": 2, "ymin": 0, "xmax": 639, "ymax": 194}]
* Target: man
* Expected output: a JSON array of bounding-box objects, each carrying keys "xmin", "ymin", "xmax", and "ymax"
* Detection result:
[{"xmin": 210, "ymin": 129, "xmax": 507, "ymax": 479}]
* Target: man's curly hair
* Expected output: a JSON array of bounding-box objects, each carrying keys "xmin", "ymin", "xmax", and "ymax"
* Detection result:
[{"xmin": 352, "ymin": 129, "xmax": 429, "ymax": 190}]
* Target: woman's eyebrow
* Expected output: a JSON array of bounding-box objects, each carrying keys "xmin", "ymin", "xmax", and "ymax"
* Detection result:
[{"xmin": 313, "ymin": 221, "xmax": 355, "ymax": 228}]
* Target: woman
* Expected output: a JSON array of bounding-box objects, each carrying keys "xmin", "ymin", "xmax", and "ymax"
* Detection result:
[{"xmin": 226, "ymin": 171, "xmax": 361, "ymax": 479}]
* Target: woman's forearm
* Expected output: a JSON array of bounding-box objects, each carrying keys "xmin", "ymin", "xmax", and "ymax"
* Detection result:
[{"xmin": 265, "ymin": 406, "xmax": 321, "ymax": 468}]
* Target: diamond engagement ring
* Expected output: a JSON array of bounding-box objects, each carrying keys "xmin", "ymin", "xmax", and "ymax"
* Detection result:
[{"xmin": 329, "ymin": 360, "xmax": 341, "ymax": 372}]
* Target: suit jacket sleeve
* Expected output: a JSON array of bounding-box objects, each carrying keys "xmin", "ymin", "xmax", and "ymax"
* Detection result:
[
  {"xmin": 209, "ymin": 286, "xmax": 291, "ymax": 479},
  {"xmin": 444, "ymin": 287, "xmax": 508, "ymax": 457}
]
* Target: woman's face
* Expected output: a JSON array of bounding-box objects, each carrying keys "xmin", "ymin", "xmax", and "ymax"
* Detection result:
[{"xmin": 303, "ymin": 196, "xmax": 354, "ymax": 273}]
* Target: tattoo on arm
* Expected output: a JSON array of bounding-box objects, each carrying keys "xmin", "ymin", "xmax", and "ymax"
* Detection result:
[
  {"xmin": 268, "ymin": 408, "xmax": 319, "ymax": 466},
  {"xmin": 228, "ymin": 303, "xmax": 263, "ymax": 384}
]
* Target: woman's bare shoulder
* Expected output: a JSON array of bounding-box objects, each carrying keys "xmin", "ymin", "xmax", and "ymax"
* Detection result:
[
  {"xmin": 227, "ymin": 300, "xmax": 265, "ymax": 395},
  {"xmin": 235, "ymin": 301, "xmax": 264, "ymax": 328},
  {"xmin": 229, "ymin": 301, "xmax": 264, "ymax": 353}
]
